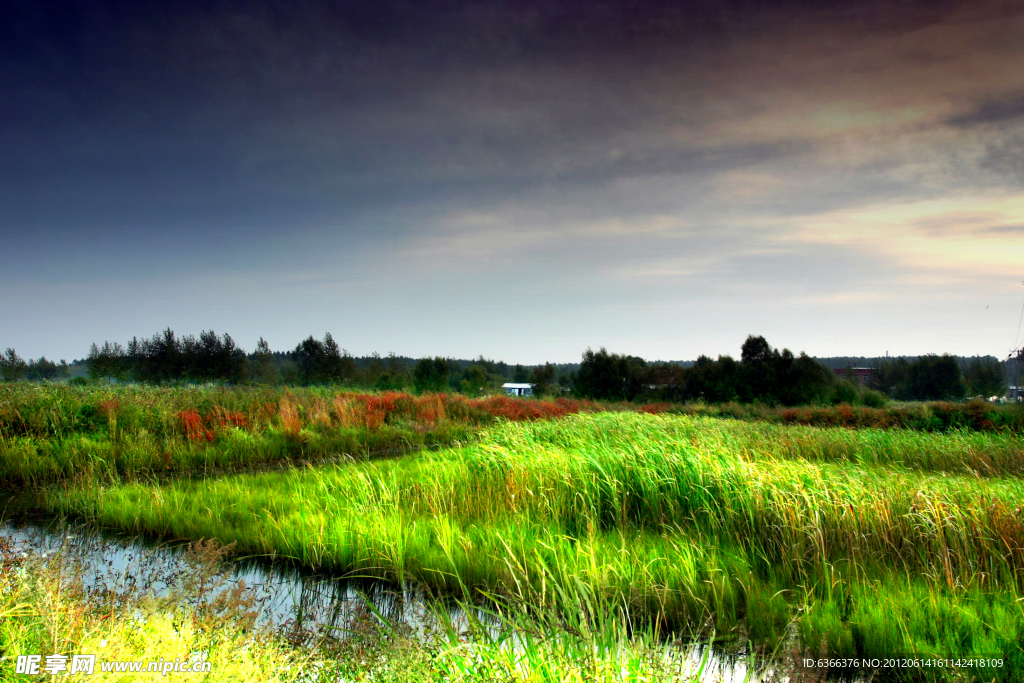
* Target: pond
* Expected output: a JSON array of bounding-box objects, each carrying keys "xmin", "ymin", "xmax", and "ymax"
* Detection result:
[{"xmin": 1, "ymin": 513, "xmax": 786, "ymax": 682}]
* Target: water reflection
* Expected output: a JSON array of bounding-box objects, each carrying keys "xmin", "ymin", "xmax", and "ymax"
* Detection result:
[
  {"xmin": 1, "ymin": 516, "xmax": 792, "ymax": 682},
  {"xmin": 0, "ymin": 516, "xmax": 443, "ymax": 640}
]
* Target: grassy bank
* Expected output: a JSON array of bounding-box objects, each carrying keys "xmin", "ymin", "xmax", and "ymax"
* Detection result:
[
  {"xmin": 3, "ymin": 383, "xmax": 1020, "ymax": 488},
  {"xmin": 0, "ymin": 384, "xmax": 601, "ymax": 487},
  {"xmin": 47, "ymin": 413, "xmax": 1024, "ymax": 680},
  {"xmin": 666, "ymin": 399, "xmax": 1024, "ymax": 433}
]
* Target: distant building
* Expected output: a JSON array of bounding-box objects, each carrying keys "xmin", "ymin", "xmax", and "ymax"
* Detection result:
[
  {"xmin": 502, "ymin": 383, "xmax": 533, "ymax": 397},
  {"xmin": 834, "ymin": 367, "xmax": 875, "ymax": 385}
]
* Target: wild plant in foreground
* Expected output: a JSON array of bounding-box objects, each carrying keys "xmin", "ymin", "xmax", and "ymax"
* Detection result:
[
  {"xmin": 0, "ymin": 537, "xmax": 310, "ymax": 682},
  {"xmin": 0, "ymin": 533, "xmax": 729, "ymax": 683},
  {"xmin": 45, "ymin": 412, "xmax": 1024, "ymax": 677}
]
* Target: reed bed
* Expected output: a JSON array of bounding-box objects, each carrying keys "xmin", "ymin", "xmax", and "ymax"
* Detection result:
[
  {"xmin": 670, "ymin": 399, "xmax": 1024, "ymax": 433},
  {"xmin": 0, "ymin": 384, "xmax": 601, "ymax": 487},
  {"xmin": 48, "ymin": 413, "xmax": 1024, "ymax": 677},
  {"xmin": 0, "ymin": 536, "xmax": 712, "ymax": 682},
  {"xmin": 0, "ymin": 385, "xmax": 601, "ymax": 441},
  {"xmin": 631, "ymin": 415, "xmax": 1024, "ymax": 478},
  {"xmin": 4, "ymin": 383, "xmax": 1020, "ymax": 489}
]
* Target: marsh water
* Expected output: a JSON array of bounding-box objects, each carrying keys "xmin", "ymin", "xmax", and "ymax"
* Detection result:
[{"xmin": 1, "ymin": 513, "xmax": 787, "ymax": 682}]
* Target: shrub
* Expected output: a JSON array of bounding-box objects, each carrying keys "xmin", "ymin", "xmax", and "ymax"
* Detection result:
[{"xmin": 861, "ymin": 389, "xmax": 887, "ymax": 408}]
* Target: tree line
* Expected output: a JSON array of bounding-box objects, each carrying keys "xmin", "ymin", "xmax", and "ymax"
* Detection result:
[
  {"xmin": 73, "ymin": 329, "xmax": 554, "ymax": 391},
  {"xmin": 570, "ymin": 337, "xmax": 1012, "ymax": 405},
  {"xmin": 0, "ymin": 349, "xmax": 71, "ymax": 382},
  {"xmin": 2, "ymin": 329, "xmax": 1017, "ymax": 405},
  {"xmin": 872, "ymin": 355, "xmax": 1005, "ymax": 401},
  {"xmin": 84, "ymin": 329, "xmax": 248, "ymax": 384},
  {"xmin": 573, "ymin": 336, "xmax": 840, "ymax": 405}
]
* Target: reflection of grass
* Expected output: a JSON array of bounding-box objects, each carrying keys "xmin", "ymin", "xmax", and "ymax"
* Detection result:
[
  {"xmin": 0, "ymin": 537, "xmax": 715, "ymax": 683},
  {"xmin": 0, "ymin": 538, "xmax": 307, "ymax": 682},
  {"xmin": 50, "ymin": 413, "xmax": 1024, "ymax": 678}
]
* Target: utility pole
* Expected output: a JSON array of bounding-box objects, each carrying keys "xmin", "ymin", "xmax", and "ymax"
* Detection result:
[{"xmin": 1008, "ymin": 282, "xmax": 1024, "ymax": 401}]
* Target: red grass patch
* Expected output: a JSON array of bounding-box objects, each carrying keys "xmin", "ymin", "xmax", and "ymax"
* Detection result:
[
  {"xmin": 177, "ymin": 408, "xmax": 213, "ymax": 442},
  {"xmin": 467, "ymin": 395, "xmax": 599, "ymax": 421}
]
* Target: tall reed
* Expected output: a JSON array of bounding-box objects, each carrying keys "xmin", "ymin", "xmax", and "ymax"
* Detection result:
[
  {"xmin": 48, "ymin": 413, "xmax": 1024, "ymax": 673},
  {"xmin": 0, "ymin": 384, "xmax": 600, "ymax": 487}
]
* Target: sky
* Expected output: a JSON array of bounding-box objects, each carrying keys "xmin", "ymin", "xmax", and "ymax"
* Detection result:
[{"xmin": 3, "ymin": 0, "xmax": 1024, "ymax": 364}]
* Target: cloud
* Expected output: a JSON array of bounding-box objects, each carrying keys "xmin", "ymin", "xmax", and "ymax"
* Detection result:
[
  {"xmin": 986, "ymin": 223, "xmax": 1024, "ymax": 233},
  {"xmin": 910, "ymin": 211, "xmax": 1008, "ymax": 235},
  {"xmin": 402, "ymin": 208, "xmax": 694, "ymax": 262},
  {"xmin": 5, "ymin": 0, "xmax": 1024, "ymax": 361},
  {"xmin": 977, "ymin": 133, "xmax": 1024, "ymax": 186},
  {"xmin": 779, "ymin": 193, "xmax": 1024, "ymax": 287},
  {"xmin": 946, "ymin": 92, "xmax": 1024, "ymax": 128}
]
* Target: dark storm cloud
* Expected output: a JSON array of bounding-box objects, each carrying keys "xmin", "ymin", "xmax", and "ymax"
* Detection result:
[{"xmin": 0, "ymin": 0, "xmax": 975, "ymax": 237}]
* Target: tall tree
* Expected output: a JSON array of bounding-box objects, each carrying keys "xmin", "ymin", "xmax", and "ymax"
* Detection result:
[
  {"xmin": 512, "ymin": 364, "xmax": 530, "ymax": 383},
  {"xmin": 905, "ymin": 355, "xmax": 966, "ymax": 400},
  {"xmin": 87, "ymin": 341, "xmax": 128, "ymax": 382},
  {"xmin": 413, "ymin": 357, "xmax": 450, "ymax": 393},
  {"xmin": 374, "ymin": 352, "xmax": 411, "ymax": 390},
  {"xmin": 364, "ymin": 352, "xmax": 385, "ymax": 386},
  {"xmin": 291, "ymin": 333, "xmax": 352, "ymax": 385},
  {"xmin": 25, "ymin": 357, "xmax": 69, "ymax": 381},
  {"xmin": 574, "ymin": 348, "xmax": 648, "ymax": 401},
  {"xmin": 1, "ymin": 348, "xmax": 27, "ymax": 382},
  {"xmin": 293, "ymin": 335, "xmax": 326, "ymax": 385},
  {"xmin": 137, "ymin": 328, "xmax": 183, "ymax": 383},
  {"xmin": 739, "ymin": 335, "xmax": 781, "ymax": 404},
  {"xmin": 321, "ymin": 333, "xmax": 356, "ymax": 383},
  {"xmin": 963, "ymin": 356, "xmax": 1004, "ymax": 397},
  {"xmin": 251, "ymin": 337, "xmax": 280, "ymax": 385},
  {"xmin": 461, "ymin": 364, "xmax": 490, "ymax": 396},
  {"xmin": 529, "ymin": 363, "xmax": 557, "ymax": 397},
  {"xmin": 872, "ymin": 358, "xmax": 909, "ymax": 397},
  {"xmin": 645, "ymin": 362, "xmax": 688, "ymax": 402},
  {"xmin": 780, "ymin": 353, "xmax": 835, "ymax": 405},
  {"xmin": 685, "ymin": 354, "xmax": 741, "ymax": 403}
]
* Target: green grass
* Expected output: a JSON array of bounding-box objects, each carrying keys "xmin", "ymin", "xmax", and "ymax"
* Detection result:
[
  {"xmin": 668, "ymin": 399, "xmax": 1024, "ymax": 433},
  {"xmin": 0, "ymin": 536, "xmax": 714, "ymax": 682},
  {"xmin": 46, "ymin": 413, "xmax": 1024, "ymax": 679},
  {"xmin": 0, "ymin": 537, "xmax": 312, "ymax": 682},
  {"xmin": 0, "ymin": 384, "xmax": 600, "ymax": 488},
  {"xmin": 4, "ymin": 383, "xmax": 1022, "ymax": 490},
  {"xmin": 690, "ymin": 418, "xmax": 1024, "ymax": 476}
]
